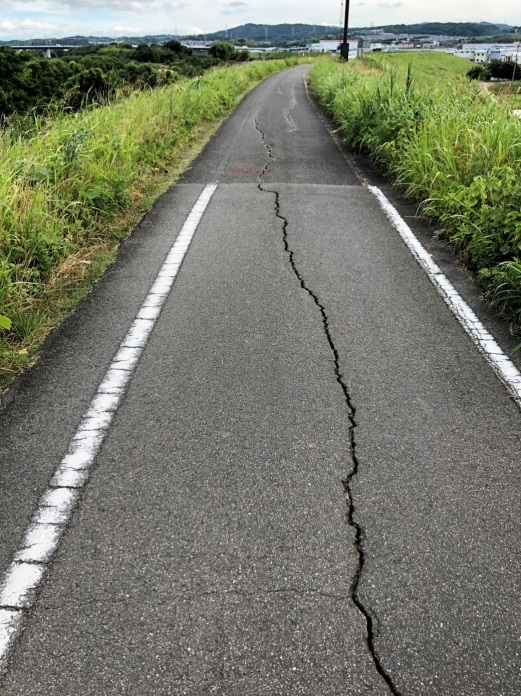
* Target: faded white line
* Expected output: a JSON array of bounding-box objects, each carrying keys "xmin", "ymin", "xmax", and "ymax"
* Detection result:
[
  {"xmin": 0, "ymin": 183, "xmax": 218, "ymax": 670},
  {"xmin": 368, "ymin": 185, "xmax": 521, "ymax": 409}
]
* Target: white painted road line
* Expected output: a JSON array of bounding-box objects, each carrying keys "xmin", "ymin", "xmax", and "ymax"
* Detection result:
[
  {"xmin": 0, "ymin": 183, "xmax": 218, "ymax": 671},
  {"xmin": 368, "ymin": 185, "xmax": 521, "ymax": 410}
]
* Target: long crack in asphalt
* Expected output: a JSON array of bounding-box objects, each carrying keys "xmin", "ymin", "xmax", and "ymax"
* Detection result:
[{"xmin": 254, "ymin": 117, "xmax": 402, "ymax": 696}]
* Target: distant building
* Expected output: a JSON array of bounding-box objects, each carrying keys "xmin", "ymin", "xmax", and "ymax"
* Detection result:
[
  {"xmin": 453, "ymin": 50, "xmax": 476, "ymax": 60},
  {"xmin": 473, "ymin": 50, "xmax": 488, "ymax": 63},
  {"xmin": 501, "ymin": 51, "xmax": 521, "ymax": 64},
  {"xmin": 461, "ymin": 42, "xmax": 521, "ymax": 63},
  {"xmin": 307, "ymin": 39, "xmax": 358, "ymax": 57},
  {"xmin": 390, "ymin": 42, "xmax": 426, "ymax": 51}
]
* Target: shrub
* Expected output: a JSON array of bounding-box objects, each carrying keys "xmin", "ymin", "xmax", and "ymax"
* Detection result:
[
  {"xmin": 467, "ymin": 64, "xmax": 490, "ymax": 81},
  {"xmin": 208, "ymin": 42, "xmax": 238, "ymax": 61},
  {"xmin": 163, "ymin": 39, "xmax": 192, "ymax": 57},
  {"xmin": 63, "ymin": 68, "xmax": 113, "ymax": 110}
]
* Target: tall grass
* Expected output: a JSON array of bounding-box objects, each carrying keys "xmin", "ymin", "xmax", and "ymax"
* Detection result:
[
  {"xmin": 310, "ymin": 58, "xmax": 521, "ymax": 330},
  {"xmin": 0, "ymin": 57, "xmax": 302, "ymax": 389}
]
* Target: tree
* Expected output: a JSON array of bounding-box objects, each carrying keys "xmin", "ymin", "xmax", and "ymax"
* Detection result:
[
  {"xmin": 208, "ymin": 42, "xmax": 238, "ymax": 61},
  {"xmin": 133, "ymin": 44, "xmax": 156, "ymax": 63},
  {"xmin": 63, "ymin": 68, "xmax": 112, "ymax": 110},
  {"xmin": 488, "ymin": 59, "xmax": 521, "ymax": 80},
  {"xmin": 467, "ymin": 64, "xmax": 490, "ymax": 81},
  {"xmin": 0, "ymin": 47, "xmax": 32, "ymax": 115},
  {"xmin": 163, "ymin": 39, "xmax": 192, "ymax": 56}
]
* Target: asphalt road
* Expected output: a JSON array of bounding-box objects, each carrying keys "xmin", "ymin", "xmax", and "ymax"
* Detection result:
[{"xmin": 0, "ymin": 65, "xmax": 520, "ymax": 695}]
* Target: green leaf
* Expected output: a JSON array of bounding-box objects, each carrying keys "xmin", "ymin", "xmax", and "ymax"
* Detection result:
[{"xmin": 0, "ymin": 315, "xmax": 12, "ymax": 330}]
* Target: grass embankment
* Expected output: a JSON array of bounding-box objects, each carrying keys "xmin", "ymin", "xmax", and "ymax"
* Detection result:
[
  {"xmin": 360, "ymin": 51, "xmax": 472, "ymax": 87},
  {"xmin": 310, "ymin": 55, "xmax": 521, "ymax": 333},
  {"xmin": 0, "ymin": 57, "xmax": 304, "ymax": 391}
]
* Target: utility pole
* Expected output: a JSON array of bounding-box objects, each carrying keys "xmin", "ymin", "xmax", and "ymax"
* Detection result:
[
  {"xmin": 511, "ymin": 41, "xmax": 520, "ymax": 84},
  {"xmin": 340, "ymin": 0, "xmax": 351, "ymax": 60}
]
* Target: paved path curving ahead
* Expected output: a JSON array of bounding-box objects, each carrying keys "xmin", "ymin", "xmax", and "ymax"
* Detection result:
[{"xmin": 0, "ymin": 65, "xmax": 520, "ymax": 695}]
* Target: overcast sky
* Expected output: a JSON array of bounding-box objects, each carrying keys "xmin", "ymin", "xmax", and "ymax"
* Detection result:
[{"xmin": 0, "ymin": 0, "xmax": 519, "ymax": 40}]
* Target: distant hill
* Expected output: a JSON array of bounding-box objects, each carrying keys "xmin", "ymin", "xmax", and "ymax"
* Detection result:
[
  {"xmin": 351, "ymin": 22, "xmax": 515, "ymax": 37},
  {"xmin": 1, "ymin": 22, "xmax": 518, "ymax": 48},
  {"xmin": 183, "ymin": 23, "xmax": 340, "ymax": 43},
  {"xmin": 0, "ymin": 34, "xmax": 178, "ymax": 47},
  {"xmin": 467, "ymin": 33, "xmax": 521, "ymax": 43},
  {"xmin": 184, "ymin": 21, "xmax": 517, "ymax": 43}
]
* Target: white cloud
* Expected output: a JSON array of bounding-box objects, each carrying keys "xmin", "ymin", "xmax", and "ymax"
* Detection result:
[
  {"xmin": 20, "ymin": 17, "xmax": 57, "ymax": 29},
  {"xmin": 112, "ymin": 25, "xmax": 139, "ymax": 32},
  {"xmin": 0, "ymin": 19, "xmax": 16, "ymax": 31},
  {"xmin": 31, "ymin": 0, "xmax": 189, "ymax": 10},
  {"xmin": 53, "ymin": 0, "xmax": 151, "ymax": 10}
]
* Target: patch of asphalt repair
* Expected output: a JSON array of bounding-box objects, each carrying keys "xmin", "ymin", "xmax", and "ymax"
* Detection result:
[{"xmin": 254, "ymin": 116, "xmax": 401, "ymax": 696}]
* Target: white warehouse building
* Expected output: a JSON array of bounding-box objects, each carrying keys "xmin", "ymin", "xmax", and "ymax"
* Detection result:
[
  {"xmin": 307, "ymin": 39, "xmax": 358, "ymax": 58},
  {"xmin": 461, "ymin": 43, "xmax": 521, "ymax": 63}
]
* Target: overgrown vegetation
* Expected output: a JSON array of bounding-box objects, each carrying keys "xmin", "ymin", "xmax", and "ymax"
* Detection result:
[
  {"xmin": 310, "ymin": 55, "xmax": 521, "ymax": 331},
  {"xmin": 0, "ymin": 41, "xmax": 250, "ymax": 120},
  {"xmin": 485, "ymin": 82, "xmax": 521, "ymax": 108},
  {"xmin": 0, "ymin": 56, "xmax": 302, "ymax": 390}
]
